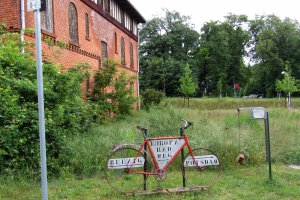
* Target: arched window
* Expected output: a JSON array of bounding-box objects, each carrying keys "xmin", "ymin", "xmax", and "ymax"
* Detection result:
[
  {"xmin": 68, "ymin": 3, "xmax": 79, "ymax": 45},
  {"xmin": 101, "ymin": 41, "xmax": 108, "ymax": 67},
  {"xmin": 114, "ymin": 32, "xmax": 118, "ymax": 53},
  {"xmin": 130, "ymin": 81, "xmax": 134, "ymax": 96},
  {"xmin": 85, "ymin": 13, "xmax": 90, "ymax": 39},
  {"xmin": 120, "ymin": 37, "xmax": 125, "ymax": 65},
  {"xmin": 130, "ymin": 42, "xmax": 134, "ymax": 68}
]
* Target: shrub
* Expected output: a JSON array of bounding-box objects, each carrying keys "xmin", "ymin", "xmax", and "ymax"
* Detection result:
[
  {"xmin": 141, "ymin": 88, "xmax": 165, "ymax": 109},
  {"xmin": 0, "ymin": 30, "xmax": 137, "ymax": 177},
  {"xmin": 0, "ymin": 32, "xmax": 94, "ymax": 177}
]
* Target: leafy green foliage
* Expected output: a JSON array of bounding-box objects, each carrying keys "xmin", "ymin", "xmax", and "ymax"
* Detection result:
[
  {"xmin": 0, "ymin": 30, "xmax": 135, "ymax": 177},
  {"xmin": 93, "ymin": 60, "xmax": 136, "ymax": 117},
  {"xmin": 139, "ymin": 10, "xmax": 200, "ymax": 96},
  {"xmin": 179, "ymin": 64, "xmax": 198, "ymax": 97},
  {"xmin": 0, "ymin": 31, "xmax": 96, "ymax": 176},
  {"xmin": 195, "ymin": 14, "xmax": 249, "ymax": 97},
  {"xmin": 276, "ymin": 65, "xmax": 298, "ymax": 94},
  {"xmin": 140, "ymin": 88, "xmax": 165, "ymax": 110},
  {"xmin": 140, "ymin": 12, "xmax": 300, "ymax": 98},
  {"xmin": 247, "ymin": 15, "xmax": 300, "ymax": 97}
]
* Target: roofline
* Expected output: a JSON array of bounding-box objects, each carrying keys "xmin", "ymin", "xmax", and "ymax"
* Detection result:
[{"xmin": 118, "ymin": 0, "xmax": 146, "ymax": 23}]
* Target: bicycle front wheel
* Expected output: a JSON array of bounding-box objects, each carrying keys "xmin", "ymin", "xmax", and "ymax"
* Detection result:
[
  {"xmin": 104, "ymin": 146, "xmax": 154, "ymax": 193},
  {"xmin": 183, "ymin": 148, "xmax": 222, "ymax": 189}
]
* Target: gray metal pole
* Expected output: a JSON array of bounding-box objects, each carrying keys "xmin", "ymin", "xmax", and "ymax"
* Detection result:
[
  {"xmin": 137, "ymin": 28, "xmax": 141, "ymax": 111},
  {"xmin": 34, "ymin": 8, "xmax": 48, "ymax": 200},
  {"xmin": 288, "ymin": 92, "xmax": 291, "ymax": 109},
  {"xmin": 20, "ymin": 0, "xmax": 25, "ymax": 54},
  {"xmin": 264, "ymin": 112, "xmax": 272, "ymax": 181}
]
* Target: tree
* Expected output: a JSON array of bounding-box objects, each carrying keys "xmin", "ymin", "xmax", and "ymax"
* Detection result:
[
  {"xmin": 247, "ymin": 15, "xmax": 300, "ymax": 97},
  {"xmin": 276, "ymin": 65, "xmax": 298, "ymax": 108},
  {"xmin": 195, "ymin": 14, "xmax": 249, "ymax": 96},
  {"xmin": 179, "ymin": 64, "xmax": 198, "ymax": 98},
  {"xmin": 139, "ymin": 10, "xmax": 200, "ymax": 96}
]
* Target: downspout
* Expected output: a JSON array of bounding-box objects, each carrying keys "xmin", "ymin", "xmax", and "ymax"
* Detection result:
[
  {"xmin": 137, "ymin": 27, "xmax": 141, "ymax": 111},
  {"xmin": 20, "ymin": 0, "xmax": 25, "ymax": 54}
]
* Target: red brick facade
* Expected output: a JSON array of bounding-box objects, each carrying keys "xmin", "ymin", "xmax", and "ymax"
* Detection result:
[{"xmin": 0, "ymin": 0, "xmax": 145, "ymax": 104}]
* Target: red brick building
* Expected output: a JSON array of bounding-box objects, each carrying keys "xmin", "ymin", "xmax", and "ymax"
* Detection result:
[{"xmin": 0, "ymin": 0, "xmax": 145, "ymax": 103}]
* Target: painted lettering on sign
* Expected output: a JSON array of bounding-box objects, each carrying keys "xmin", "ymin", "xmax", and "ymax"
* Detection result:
[
  {"xmin": 107, "ymin": 157, "xmax": 145, "ymax": 169},
  {"xmin": 150, "ymin": 139, "xmax": 185, "ymax": 169},
  {"xmin": 184, "ymin": 155, "xmax": 219, "ymax": 167}
]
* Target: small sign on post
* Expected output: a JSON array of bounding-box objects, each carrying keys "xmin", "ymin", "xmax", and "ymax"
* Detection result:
[{"xmin": 27, "ymin": 0, "xmax": 40, "ymax": 12}]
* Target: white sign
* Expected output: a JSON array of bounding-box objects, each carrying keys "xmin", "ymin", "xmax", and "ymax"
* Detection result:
[
  {"xmin": 184, "ymin": 155, "xmax": 219, "ymax": 167},
  {"xmin": 150, "ymin": 139, "xmax": 185, "ymax": 169},
  {"xmin": 107, "ymin": 157, "xmax": 145, "ymax": 169},
  {"xmin": 27, "ymin": 0, "xmax": 40, "ymax": 12},
  {"xmin": 250, "ymin": 107, "xmax": 266, "ymax": 119}
]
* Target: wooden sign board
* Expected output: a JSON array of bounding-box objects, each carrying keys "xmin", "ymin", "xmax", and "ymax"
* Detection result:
[
  {"xmin": 108, "ymin": 157, "xmax": 145, "ymax": 169},
  {"xmin": 149, "ymin": 139, "xmax": 185, "ymax": 169}
]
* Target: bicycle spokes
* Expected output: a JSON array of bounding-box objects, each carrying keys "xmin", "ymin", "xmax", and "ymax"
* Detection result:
[{"xmin": 184, "ymin": 148, "xmax": 222, "ymax": 188}]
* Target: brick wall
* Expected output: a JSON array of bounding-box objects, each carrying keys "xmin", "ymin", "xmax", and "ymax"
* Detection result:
[
  {"xmin": 0, "ymin": 0, "xmax": 20, "ymax": 29},
  {"xmin": 0, "ymin": 0, "xmax": 141, "ymax": 105}
]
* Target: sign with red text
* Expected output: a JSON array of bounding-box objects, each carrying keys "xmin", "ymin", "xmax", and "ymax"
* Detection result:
[
  {"xmin": 184, "ymin": 155, "xmax": 219, "ymax": 167},
  {"xmin": 149, "ymin": 139, "xmax": 185, "ymax": 169},
  {"xmin": 107, "ymin": 157, "xmax": 145, "ymax": 169}
]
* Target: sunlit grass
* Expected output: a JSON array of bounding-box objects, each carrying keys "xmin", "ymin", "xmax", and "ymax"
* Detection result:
[{"xmin": 1, "ymin": 98, "xmax": 299, "ymax": 199}]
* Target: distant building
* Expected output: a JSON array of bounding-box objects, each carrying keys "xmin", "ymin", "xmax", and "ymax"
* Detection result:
[{"xmin": 0, "ymin": 0, "xmax": 145, "ymax": 102}]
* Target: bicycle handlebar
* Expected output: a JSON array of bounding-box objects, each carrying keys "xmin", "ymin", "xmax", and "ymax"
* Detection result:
[
  {"xmin": 181, "ymin": 119, "xmax": 192, "ymax": 130},
  {"xmin": 136, "ymin": 119, "xmax": 192, "ymax": 137}
]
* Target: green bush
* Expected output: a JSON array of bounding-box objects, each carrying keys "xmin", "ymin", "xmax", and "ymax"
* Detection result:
[
  {"xmin": 0, "ymin": 36, "xmax": 93, "ymax": 176},
  {"xmin": 141, "ymin": 88, "xmax": 165, "ymax": 109},
  {"xmin": 0, "ymin": 31, "xmax": 137, "ymax": 177}
]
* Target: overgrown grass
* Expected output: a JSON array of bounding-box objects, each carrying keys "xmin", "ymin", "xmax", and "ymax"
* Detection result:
[
  {"xmin": 54, "ymin": 99, "xmax": 300, "ymax": 177},
  {"xmin": 1, "ymin": 164, "xmax": 299, "ymax": 199},
  {"xmin": 1, "ymin": 98, "xmax": 299, "ymax": 199},
  {"xmin": 168, "ymin": 97, "xmax": 300, "ymax": 110}
]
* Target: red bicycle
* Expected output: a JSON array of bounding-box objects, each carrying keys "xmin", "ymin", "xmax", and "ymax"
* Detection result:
[{"xmin": 104, "ymin": 119, "xmax": 222, "ymax": 193}]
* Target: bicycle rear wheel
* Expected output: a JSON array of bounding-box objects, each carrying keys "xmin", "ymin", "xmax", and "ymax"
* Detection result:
[
  {"xmin": 183, "ymin": 148, "xmax": 222, "ymax": 189},
  {"xmin": 104, "ymin": 146, "xmax": 154, "ymax": 193}
]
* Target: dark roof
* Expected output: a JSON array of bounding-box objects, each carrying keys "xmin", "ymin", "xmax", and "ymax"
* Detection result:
[{"xmin": 117, "ymin": 0, "xmax": 146, "ymax": 23}]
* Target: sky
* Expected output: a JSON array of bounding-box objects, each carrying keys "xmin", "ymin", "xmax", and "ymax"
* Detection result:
[{"xmin": 129, "ymin": 0, "xmax": 300, "ymax": 31}]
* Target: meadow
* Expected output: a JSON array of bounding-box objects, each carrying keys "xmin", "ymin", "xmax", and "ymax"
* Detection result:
[{"xmin": 1, "ymin": 98, "xmax": 299, "ymax": 199}]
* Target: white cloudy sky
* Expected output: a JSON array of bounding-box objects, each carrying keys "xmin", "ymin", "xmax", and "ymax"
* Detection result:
[{"xmin": 130, "ymin": 0, "xmax": 300, "ymax": 31}]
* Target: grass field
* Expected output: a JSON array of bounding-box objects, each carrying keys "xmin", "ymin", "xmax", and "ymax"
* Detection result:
[{"xmin": 0, "ymin": 98, "xmax": 299, "ymax": 199}]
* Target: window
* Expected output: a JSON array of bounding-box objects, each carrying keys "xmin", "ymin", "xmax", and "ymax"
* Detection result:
[
  {"xmin": 103, "ymin": 0, "xmax": 110, "ymax": 12},
  {"xmin": 41, "ymin": 0, "xmax": 54, "ymax": 33},
  {"xmin": 114, "ymin": 32, "xmax": 118, "ymax": 53},
  {"xmin": 68, "ymin": 3, "xmax": 79, "ymax": 45},
  {"xmin": 130, "ymin": 42, "xmax": 134, "ymax": 68},
  {"xmin": 101, "ymin": 41, "xmax": 108, "ymax": 67},
  {"xmin": 86, "ymin": 77, "xmax": 90, "ymax": 98},
  {"xmin": 85, "ymin": 13, "xmax": 90, "ymax": 39},
  {"xmin": 130, "ymin": 82, "xmax": 134, "ymax": 96},
  {"xmin": 120, "ymin": 37, "xmax": 125, "ymax": 65}
]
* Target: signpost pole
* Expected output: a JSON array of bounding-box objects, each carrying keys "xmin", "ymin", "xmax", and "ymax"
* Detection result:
[
  {"xmin": 264, "ymin": 112, "xmax": 272, "ymax": 181},
  {"xmin": 180, "ymin": 127, "xmax": 186, "ymax": 187},
  {"xmin": 143, "ymin": 128, "xmax": 148, "ymax": 190},
  {"xmin": 32, "ymin": 0, "xmax": 48, "ymax": 199}
]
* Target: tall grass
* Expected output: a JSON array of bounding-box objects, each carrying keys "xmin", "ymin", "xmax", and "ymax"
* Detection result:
[
  {"xmin": 65, "ymin": 99, "xmax": 300, "ymax": 178},
  {"xmin": 168, "ymin": 97, "xmax": 300, "ymax": 110}
]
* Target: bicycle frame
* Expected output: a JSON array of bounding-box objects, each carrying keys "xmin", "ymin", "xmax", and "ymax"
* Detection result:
[
  {"xmin": 128, "ymin": 134, "xmax": 197, "ymax": 175},
  {"xmin": 105, "ymin": 120, "xmax": 222, "ymax": 192}
]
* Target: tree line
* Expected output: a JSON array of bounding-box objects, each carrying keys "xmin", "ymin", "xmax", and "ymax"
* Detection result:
[{"xmin": 139, "ymin": 10, "xmax": 300, "ymax": 97}]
